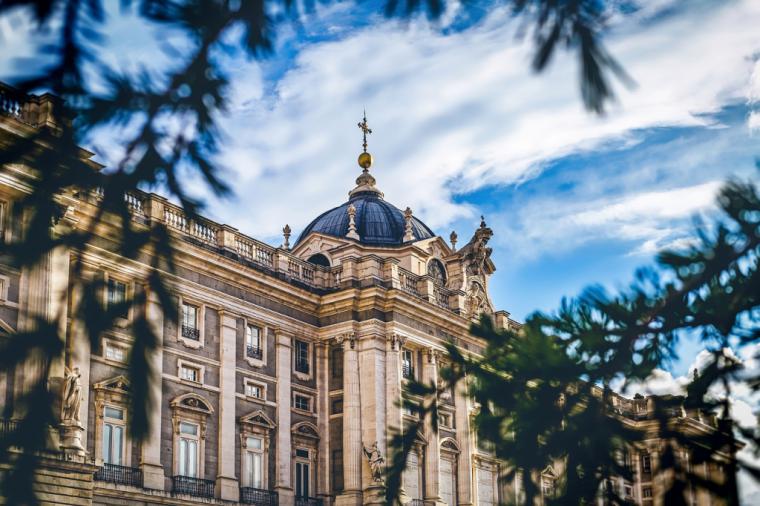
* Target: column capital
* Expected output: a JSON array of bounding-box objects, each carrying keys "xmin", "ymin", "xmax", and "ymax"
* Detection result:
[
  {"xmin": 336, "ymin": 332, "xmax": 356, "ymax": 350},
  {"xmin": 386, "ymin": 332, "xmax": 406, "ymax": 351}
]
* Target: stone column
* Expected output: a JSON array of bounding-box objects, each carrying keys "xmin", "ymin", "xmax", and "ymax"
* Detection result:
[
  {"xmin": 316, "ymin": 341, "xmax": 330, "ymax": 500},
  {"xmin": 275, "ymin": 330, "xmax": 294, "ymax": 505},
  {"xmin": 359, "ymin": 333, "xmax": 387, "ymax": 504},
  {"xmin": 141, "ymin": 285, "xmax": 165, "ymax": 490},
  {"xmin": 454, "ymin": 371, "xmax": 474, "ymax": 505},
  {"xmin": 422, "ymin": 348, "xmax": 444, "ymax": 506},
  {"xmin": 336, "ymin": 332, "xmax": 362, "ymax": 506},
  {"xmin": 216, "ymin": 312, "xmax": 239, "ymax": 500},
  {"xmin": 385, "ymin": 333, "xmax": 405, "ymax": 447}
]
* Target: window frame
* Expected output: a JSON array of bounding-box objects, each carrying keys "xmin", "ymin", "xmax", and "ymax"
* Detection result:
[
  {"xmin": 292, "ymin": 392, "xmax": 313, "ymax": 414},
  {"xmin": 244, "ymin": 378, "xmax": 267, "ymax": 401},
  {"xmin": 243, "ymin": 319, "xmax": 267, "ymax": 367},
  {"xmin": 177, "ymin": 296, "xmax": 205, "ymax": 349},
  {"xmin": 170, "ymin": 393, "xmax": 213, "ymax": 480},
  {"xmin": 293, "ymin": 339, "xmax": 312, "ymax": 379},
  {"xmin": 239, "ymin": 409, "xmax": 275, "ymax": 492},
  {"xmin": 102, "ymin": 337, "xmax": 128, "ymax": 364},
  {"xmin": 401, "ymin": 348, "xmax": 416, "ymax": 380},
  {"xmin": 92, "ymin": 375, "xmax": 132, "ymax": 468},
  {"xmin": 177, "ymin": 359, "xmax": 204, "ymax": 385},
  {"xmin": 177, "ymin": 421, "xmax": 201, "ymax": 478}
]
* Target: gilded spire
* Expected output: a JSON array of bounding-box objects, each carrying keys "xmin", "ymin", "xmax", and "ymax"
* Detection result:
[{"xmin": 357, "ymin": 111, "xmax": 373, "ymax": 170}]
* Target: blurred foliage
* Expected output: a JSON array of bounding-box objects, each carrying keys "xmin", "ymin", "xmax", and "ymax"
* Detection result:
[
  {"xmin": 389, "ymin": 177, "xmax": 759, "ymax": 505},
  {"xmin": 0, "ymin": 0, "xmax": 625, "ymax": 503}
]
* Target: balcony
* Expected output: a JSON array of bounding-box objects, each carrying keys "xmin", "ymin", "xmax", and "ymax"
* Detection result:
[
  {"xmin": 94, "ymin": 463, "xmax": 143, "ymax": 487},
  {"xmin": 246, "ymin": 345, "xmax": 263, "ymax": 360},
  {"xmin": 172, "ymin": 475, "xmax": 214, "ymax": 498},
  {"xmin": 0, "ymin": 418, "xmax": 18, "ymax": 438},
  {"xmin": 295, "ymin": 497, "xmax": 323, "ymax": 506},
  {"xmin": 240, "ymin": 487, "xmax": 279, "ymax": 505},
  {"xmin": 181, "ymin": 324, "xmax": 200, "ymax": 340},
  {"xmin": 409, "ymin": 500, "xmax": 425, "ymax": 506}
]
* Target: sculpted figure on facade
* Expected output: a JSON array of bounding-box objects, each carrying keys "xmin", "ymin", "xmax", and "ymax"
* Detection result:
[
  {"xmin": 62, "ymin": 366, "xmax": 82, "ymax": 424},
  {"xmin": 363, "ymin": 441, "xmax": 385, "ymax": 483},
  {"xmin": 461, "ymin": 216, "xmax": 493, "ymax": 277}
]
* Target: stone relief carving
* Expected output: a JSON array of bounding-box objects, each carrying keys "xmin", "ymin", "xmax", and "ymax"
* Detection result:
[
  {"xmin": 363, "ymin": 441, "xmax": 385, "ymax": 483},
  {"xmin": 465, "ymin": 279, "xmax": 492, "ymax": 318},
  {"xmin": 462, "ymin": 217, "xmax": 493, "ymax": 277},
  {"xmin": 62, "ymin": 366, "xmax": 82, "ymax": 424}
]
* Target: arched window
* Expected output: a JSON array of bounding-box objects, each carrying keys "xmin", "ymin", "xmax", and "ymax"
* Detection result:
[
  {"xmin": 427, "ymin": 259, "xmax": 447, "ymax": 285},
  {"xmin": 307, "ymin": 253, "xmax": 330, "ymax": 267}
]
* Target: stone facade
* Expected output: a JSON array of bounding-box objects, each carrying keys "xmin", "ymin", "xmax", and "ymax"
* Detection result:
[{"xmin": 0, "ymin": 83, "xmax": 737, "ymax": 506}]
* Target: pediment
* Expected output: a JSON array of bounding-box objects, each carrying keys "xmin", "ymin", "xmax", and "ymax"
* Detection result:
[
  {"xmin": 240, "ymin": 409, "xmax": 276, "ymax": 429},
  {"xmin": 93, "ymin": 375, "xmax": 130, "ymax": 393},
  {"xmin": 171, "ymin": 392, "xmax": 214, "ymax": 415},
  {"xmin": 292, "ymin": 421, "xmax": 319, "ymax": 439}
]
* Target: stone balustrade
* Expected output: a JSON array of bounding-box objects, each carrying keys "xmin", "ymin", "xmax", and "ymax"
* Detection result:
[{"xmin": 0, "ymin": 82, "xmax": 60, "ymax": 129}]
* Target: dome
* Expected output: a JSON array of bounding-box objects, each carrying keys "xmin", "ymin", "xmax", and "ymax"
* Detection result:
[{"xmin": 295, "ymin": 192, "xmax": 435, "ymax": 247}]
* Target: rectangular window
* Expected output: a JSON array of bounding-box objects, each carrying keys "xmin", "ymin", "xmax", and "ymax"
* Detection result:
[
  {"xmin": 331, "ymin": 347, "xmax": 343, "ymax": 379},
  {"xmin": 246, "ymin": 325, "xmax": 263, "ymax": 359},
  {"xmin": 402, "ymin": 349, "xmax": 414, "ymax": 379},
  {"xmin": 624, "ymin": 485, "xmax": 633, "ymax": 497},
  {"xmin": 332, "ymin": 450, "xmax": 344, "ymax": 492},
  {"xmin": 105, "ymin": 343, "xmax": 126, "ymax": 362},
  {"xmin": 331, "ymin": 398, "xmax": 343, "ymax": 414},
  {"xmin": 244, "ymin": 436, "xmax": 264, "ymax": 488},
  {"xmin": 180, "ymin": 364, "xmax": 200, "ymax": 383},
  {"xmin": 178, "ymin": 421, "xmax": 199, "ymax": 478},
  {"xmin": 643, "ymin": 487, "xmax": 652, "ymax": 498},
  {"xmin": 102, "ymin": 406, "xmax": 125, "ymax": 465},
  {"xmin": 642, "ymin": 454, "xmax": 651, "ymax": 473},
  {"xmin": 181, "ymin": 303, "xmax": 200, "ymax": 340},
  {"xmin": 294, "ymin": 394, "xmax": 311, "ymax": 412},
  {"xmin": 295, "ymin": 461, "xmax": 310, "ymax": 498},
  {"xmin": 295, "ymin": 340, "xmax": 309, "ymax": 374},
  {"xmin": 245, "ymin": 382, "xmax": 264, "ymax": 399},
  {"xmin": 107, "ymin": 279, "xmax": 128, "ymax": 318}
]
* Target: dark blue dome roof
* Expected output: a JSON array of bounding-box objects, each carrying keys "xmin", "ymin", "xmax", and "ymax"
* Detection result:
[{"xmin": 295, "ymin": 192, "xmax": 435, "ymax": 247}]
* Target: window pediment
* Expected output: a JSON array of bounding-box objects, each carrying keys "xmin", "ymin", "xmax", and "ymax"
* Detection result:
[
  {"xmin": 292, "ymin": 421, "xmax": 319, "ymax": 440},
  {"xmin": 171, "ymin": 392, "xmax": 214, "ymax": 415},
  {"xmin": 93, "ymin": 375, "xmax": 130, "ymax": 394},
  {"xmin": 240, "ymin": 409, "xmax": 276, "ymax": 430}
]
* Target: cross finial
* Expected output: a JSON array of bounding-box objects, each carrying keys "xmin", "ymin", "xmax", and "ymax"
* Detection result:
[{"xmin": 358, "ymin": 110, "xmax": 372, "ymax": 153}]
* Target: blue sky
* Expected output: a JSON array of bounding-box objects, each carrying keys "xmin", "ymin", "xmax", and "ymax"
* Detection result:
[{"xmin": 2, "ymin": 1, "xmax": 760, "ymax": 499}]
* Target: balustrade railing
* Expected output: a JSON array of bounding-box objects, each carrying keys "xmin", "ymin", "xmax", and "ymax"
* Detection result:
[
  {"xmin": 295, "ymin": 497, "xmax": 323, "ymax": 506},
  {"xmin": 94, "ymin": 463, "xmax": 143, "ymax": 487},
  {"xmin": 172, "ymin": 475, "xmax": 214, "ymax": 498},
  {"xmin": 0, "ymin": 419, "xmax": 18, "ymax": 438},
  {"xmin": 434, "ymin": 286, "xmax": 450, "ymax": 309},
  {"xmin": 240, "ymin": 487, "xmax": 279, "ymax": 505},
  {"xmin": 409, "ymin": 500, "xmax": 425, "ymax": 506},
  {"xmin": 398, "ymin": 268, "xmax": 421, "ymax": 296},
  {"xmin": 236, "ymin": 236, "xmax": 275, "ymax": 268},
  {"xmin": 0, "ymin": 87, "xmax": 22, "ymax": 119}
]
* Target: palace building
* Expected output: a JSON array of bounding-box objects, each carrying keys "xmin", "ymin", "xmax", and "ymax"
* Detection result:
[{"xmin": 0, "ymin": 84, "xmax": 736, "ymax": 506}]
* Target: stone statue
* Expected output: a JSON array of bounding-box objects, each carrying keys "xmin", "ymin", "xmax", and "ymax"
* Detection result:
[
  {"xmin": 62, "ymin": 366, "xmax": 82, "ymax": 424},
  {"xmin": 363, "ymin": 441, "xmax": 385, "ymax": 483}
]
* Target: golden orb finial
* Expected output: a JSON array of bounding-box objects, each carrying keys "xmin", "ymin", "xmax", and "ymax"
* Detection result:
[{"xmin": 357, "ymin": 110, "xmax": 373, "ymax": 170}]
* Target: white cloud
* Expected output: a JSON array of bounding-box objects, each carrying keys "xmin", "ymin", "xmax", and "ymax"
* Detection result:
[{"xmin": 208, "ymin": 0, "xmax": 760, "ymax": 244}]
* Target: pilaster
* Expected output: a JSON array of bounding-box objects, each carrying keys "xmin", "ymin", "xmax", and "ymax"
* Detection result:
[
  {"xmin": 385, "ymin": 333, "xmax": 405, "ymax": 446},
  {"xmin": 275, "ymin": 330, "xmax": 294, "ymax": 504},
  {"xmin": 140, "ymin": 286, "xmax": 165, "ymax": 489},
  {"xmin": 422, "ymin": 348, "xmax": 444, "ymax": 506},
  {"xmin": 317, "ymin": 341, "xmax": 330, "ymax": 500},
  {"xmin": 216, "ymin": 312, "xmax": 239, "ymax": 501},
  {"xmin": 358, "ymin": 332, "xmax": 387, "ymax": 503},
  {"xmin": 454, "ymin": 372, "xmax": 474, "ymax": 505},
  {"xmin": 335, "ymin": 332, "xmax": 362, "ymax": 506}
]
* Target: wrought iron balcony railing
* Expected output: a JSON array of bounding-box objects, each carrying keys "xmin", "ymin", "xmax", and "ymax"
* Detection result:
[
  {"xmin": 409, "ymin": 500, "xmax": 425, "ymax": 506},
  {"xmin": 181, "ymin": 324, "xmax": 200, "ymax": 340},
  {"xmin": 0, "ymin": 418, "xmax": 18, "ymax": 438},
  {"xmin": 240, "ymin": 487, "xmax": 279, "ymax": 505},
  {"xmin": 295, "ymin": 497, "xmax": 323, "ymax": 506},
  {"xmin": 172, "ymin": 475, "xmax": 214, "ymax": 498},
  {"xmin": 246, "ymin": 345, "xmax": 263, "ymax": 360},
  {"xmin": 94, "ymin": 463, "xmax": 143, "ymax": 487}
]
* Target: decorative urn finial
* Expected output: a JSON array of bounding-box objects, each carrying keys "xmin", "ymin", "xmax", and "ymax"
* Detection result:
[
  {"xmin": 450, "ymin": 230, "xmax": 458, "ymax": 251},
  {"xmin": 346, "ymin": 203, "xmax": 360, "ymax": 240},
  {"xmin": 282, "ymin": 224, "xmax": 291, "ymax": 250},
  {"xmin": 403, "ymin": 207, "xmax": 415, "ymax": 242}
]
